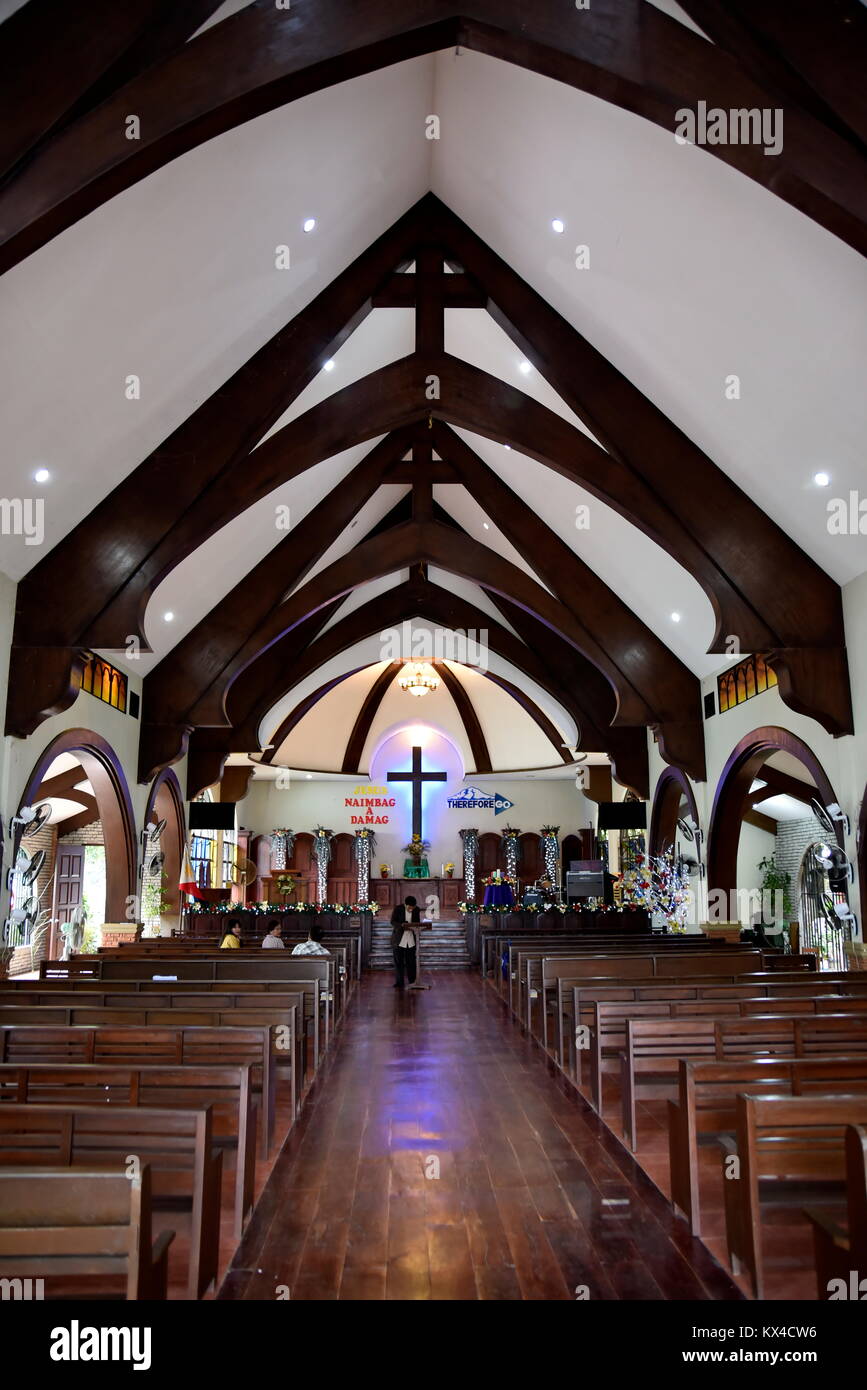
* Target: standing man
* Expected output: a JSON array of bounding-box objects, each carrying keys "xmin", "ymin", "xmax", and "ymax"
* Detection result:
[{"xmin": 391, "ymin": 895, "xmax": 420, "ymax": 989}]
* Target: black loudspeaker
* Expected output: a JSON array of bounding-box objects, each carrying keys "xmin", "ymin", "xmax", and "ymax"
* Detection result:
[
  {"xmin": 597, "ymin": 801, "xmax": 647, "ymax": 831},
  {"xmin": 189, "ymin": 801, "xmax": 235, "ymax": 831}
]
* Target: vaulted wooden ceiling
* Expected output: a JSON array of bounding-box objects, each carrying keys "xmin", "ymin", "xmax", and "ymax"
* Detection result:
[{"xmin": 2, "ymin": 1, "xmax": 864, "ymax": 802}]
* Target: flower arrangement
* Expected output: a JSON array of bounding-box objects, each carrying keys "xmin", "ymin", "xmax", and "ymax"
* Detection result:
[
  {"xmin": 621, "ymin": 851, "xmax": 691, "ymax": 930},
  {"xmin": 402, "ymin": 835, "xmax": 431, "ymax": 858},
  {"xmin": 482, "ymin": 871, "xmax": 517, "ymax": 886},
  {"xmin": 458, "ymin": 901, "xmax": 481, "ymax": 914},
  {"xmin": 275, "ymin": 873, "xmax": 298, "ymax": 900},
  {"xmin": 444, "ymin": 862, "xmax": 455, "ymax": 875}
]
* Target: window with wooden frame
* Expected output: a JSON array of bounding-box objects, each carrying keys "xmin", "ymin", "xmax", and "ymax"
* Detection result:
[
  {"xmin": 81, "ymin": 652, "xmax": 127, "ymax": 713},
  {"xmin": 717, "ymin": 654, "xmax": 777, "ymax": 714}
]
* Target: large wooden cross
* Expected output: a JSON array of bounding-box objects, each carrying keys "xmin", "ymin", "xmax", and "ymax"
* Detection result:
[{"xmin": 387, "ymin": 745, "xmax": 447, "ymax": 841}]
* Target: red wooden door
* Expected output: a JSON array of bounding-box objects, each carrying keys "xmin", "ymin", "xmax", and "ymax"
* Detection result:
[{"xmin": 51, "ymin": 845, "xmax": 84, "ymax": 954}]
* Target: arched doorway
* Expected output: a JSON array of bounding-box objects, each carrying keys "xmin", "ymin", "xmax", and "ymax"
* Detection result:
[
  {"xmin": 707, "ymin": 726, "xmax": 846, "ymax": 949},
  {"xmin": 649, "ymin": 768, "xmax": 700, "ymax": 857},
  {"xmin": 859, "ymin": 786, "xmax": 867, "ymax": 940},
  {"xmin": 142, "ymin": 769, "xmax": 186, "ymax": 936},
  {"xmin": 16, "ymin": 729, "xmax": 136, "ymax": 958}
]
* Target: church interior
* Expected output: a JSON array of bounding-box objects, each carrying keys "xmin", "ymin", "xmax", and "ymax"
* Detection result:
[{"xmin": 1, "ymin": 0, "xmax": 867, "ymax": 1337}]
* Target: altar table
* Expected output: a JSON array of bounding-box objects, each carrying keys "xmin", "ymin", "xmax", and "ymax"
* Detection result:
[
  {"xmin": 483, "ymin": 883, "xmax": 515, "ymax": 908},
  {"xmin": 403, "ymin": 858, "xmax": 431, "ymax": 879}
]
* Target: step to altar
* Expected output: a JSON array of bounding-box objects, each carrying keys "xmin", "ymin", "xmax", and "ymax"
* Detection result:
[{"xmin": 368, "ymin": 919, "xmax": 471, "ymax": 969}]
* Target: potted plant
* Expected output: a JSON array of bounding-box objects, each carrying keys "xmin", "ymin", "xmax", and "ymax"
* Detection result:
[
  {"xmin": 757, "ymin": 854, "xmax": 795, "ymax": 924},
  {"xmin": 380, "ymin": 863, "xmax": 390, "ymax": 880},
  {"xmin": 444, "ymin": 862, "xmax": 455, "ymax": 878}
]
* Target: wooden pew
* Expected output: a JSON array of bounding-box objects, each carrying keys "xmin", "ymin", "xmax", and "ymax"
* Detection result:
[
  {"xmin": 8, "ymin": 977, "xmax": 321, "ymax": 1074},
  {"xmin": 0, "ymin": 1024, "xmax": 281, "ymax": 1158},
  {"xmin": 720, "ymin": 1093, "xmax": 867, "ymax": 1298},
  {"xmin": 667, "ymin": 1057, "xmax": 867, "ymax": 1235},
  {"xmin": 558, "ymin": 971, "xmax": 867, "ymax": 1075},
  {"xmin": 0, "ymin": 1062, "xmax": 257, "ymax": 1239},
  {"xmin": 0, "ymin": 1167, "xmax": 174, "ymax": 1300},
  {"xmin": 807, "ymin": 1124, "xmax": 867, "ymax": 1300},
  {"xmin": 620, "ymin": 1014, "xmax": 867, "ymax": 1152},
  {"xmin": 518, "ymin": 948, "xmax": 766, "ymax": 1032},
  {"xmin": 0, "ymin": 1103, "xmax": 222, "ymax": 1299},
  {"xmin": 506, "ymin": 938, "xmax": 764, "ymax": 1015},
  {"xmin": 583, "ymin": 993, "xmax": 867, "ymax": 1119},
  {"xmin": 0, "ymin": 995, "xmax": 304, "ymax": 1093}
]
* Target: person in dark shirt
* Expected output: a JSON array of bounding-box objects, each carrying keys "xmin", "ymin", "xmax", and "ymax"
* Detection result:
[{"xmin": 390, "ymin": 895, "xmax": 420, "ymax": 988}]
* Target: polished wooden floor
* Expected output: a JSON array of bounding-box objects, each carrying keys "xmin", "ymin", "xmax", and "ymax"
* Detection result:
[{"xmin": 219, "ymin": 971, "xmax": 743, "ymax": 1300}]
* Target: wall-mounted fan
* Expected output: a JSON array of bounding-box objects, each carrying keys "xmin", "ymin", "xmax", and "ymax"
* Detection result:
[
  {"xmin": 810, "ymin": 839, "xmax": 853, "ymax": 891},
  {"xmin": 676, "ymin": 816, "xmax": 705, "ymax": 878},
  {"xmin": 143, "ymin": 817, "xmax": 167, "ymax": 843},
  {"xmin": 811, "ymin": 798, "xmax": 850, "ymax": 840},
  {"xmin": 239, "ymin": 859, "xmax": 258, "ymax": 888},
  {"xmin": 21, "ymin": 848, "xmax": 46, "ymax": 886}
]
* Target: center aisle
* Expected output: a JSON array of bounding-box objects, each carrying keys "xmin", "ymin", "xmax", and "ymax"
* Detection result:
[{"xmin": 219, "ymin": 972, "xmax": 742, "ymax": 1301}]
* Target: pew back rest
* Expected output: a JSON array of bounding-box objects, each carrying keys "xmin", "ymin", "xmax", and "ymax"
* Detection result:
[
  {"xmin": 739, "ymin": 1093, "xmax": 867, "ymax": 1182},
  {"xmin": 628, "ymin": 1013, "xmax": 867, "ymax": 1064},
  {"xmin": 0, "ymin": 1166, "xmax": 161, "ymax": 1298}
]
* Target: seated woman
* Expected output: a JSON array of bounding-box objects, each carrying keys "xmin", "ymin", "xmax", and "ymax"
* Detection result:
[
  {"xmin": 219, "ymin": 919, "xmax": 242, "ymax": 949},
  {"xmin": 261, "ymin": 918, "xmax": 285, "ymax": 949}
]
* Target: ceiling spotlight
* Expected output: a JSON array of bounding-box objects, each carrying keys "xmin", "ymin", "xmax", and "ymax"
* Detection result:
[
  {"xmin": 303, "ymin": 218, "xmax": 316, "ymax": 233},
  {"xmin": 503, "ymin": 444, "xmax": 511, "ymax": 450},
  {"xmin": 671, "ymin": 612, "xmax": 681, "ymax": 623},
  {"xmin": 519, "ymin": 360, "xmax": 532, "ymax": 375},
  {"xmin": 163, "ymin": 611, "xmax": 175, "ymax": 622},
  {"xmin": 306, "ymin": 773, "xmax": 313, "ymax": 779},
  {"xmin": 813, "ymin": 471, "xmax": 830, "ymax": 487},
  {"xmin": 33, "ymin": 468, "xmax": 50, "ymax": 484},
  {"xmin": 483, "ymin": 522, "xmax": 490, "ymax": 530},
  {"xmin": 323, "ymin": 359, "xmax": 335, "ymax": 372},
  {"xmin": 551, "ymin": 218, "xmax": 565, "ymax": 234}
]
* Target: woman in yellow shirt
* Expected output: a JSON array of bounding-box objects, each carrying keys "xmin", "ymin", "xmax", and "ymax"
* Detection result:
[{"xmin": 220, "ymin": 920, "xmax": 242, "ymax": 949}]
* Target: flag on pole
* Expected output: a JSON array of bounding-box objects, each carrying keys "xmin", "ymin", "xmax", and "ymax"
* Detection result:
[{"xmin": 179, "ymin": 844, "xmax": 201, "ymax": 900}]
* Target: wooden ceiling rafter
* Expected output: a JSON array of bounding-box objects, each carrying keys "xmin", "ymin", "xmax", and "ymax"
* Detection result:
[
  {"xmin": 430, "ymin": 660, "xmax": 492, "ymax": 774},
  {"xmin": 209, "ymin": 573, "xmax": 649, "ymax": 795},
  {"xmin": 9, "ymin": 198, "xmax": 852, "ymax": 751},
  {"xmin": 0, "ymin": 0, "xmax": 865, "ymax": 275}
]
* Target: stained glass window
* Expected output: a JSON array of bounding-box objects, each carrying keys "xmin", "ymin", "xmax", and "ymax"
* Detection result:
[
  {"xmin": 81, "ymin": 652, "xmax": 127, "ymax": 713},
  {"xmin": 717, "ymin": 655, "xmax": 777, "ymax": 714}
]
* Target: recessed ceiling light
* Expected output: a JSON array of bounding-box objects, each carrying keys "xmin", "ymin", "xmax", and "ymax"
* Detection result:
[
  {"xmin": 163, "ymin": 611, "xmax": 174, "ymax": 622},
  {"xmin": 551, "ymin": 218, "xmax": 565, "ymax": 234},
  {"xmin": 503, "ymin": 444, "xmax": 511, "ymax": 450},
  {"xmin": 303, "ymin": 218, "xmax": 316, "ymax": 233},
  {"xmin": 306, "ymin": 773, "xmax": 313, "ymax": 779},
  {"xmin": 483, "ymin": 522, "xmax": 490, "ymax": 530},
  {"xmin": 323, "ymin": 359, "xmax": 335, "ymax": 372},
  {"xmin": 519, "ymin": 360, "xmax": 532, "ymax": 375},
  {"xmin": 814, "ymin": 471, "xmax": 830, "ymax": 487},
  {"xmin": 33, "ymin": 468, "xmax": 50, "ymax": 483},
  {"xmin": 671, "ymin": 612, "xmax": 681, "ymax": 623}
]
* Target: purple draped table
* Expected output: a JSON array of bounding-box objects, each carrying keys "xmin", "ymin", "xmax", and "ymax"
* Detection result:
[{"xmin": 483, "ymin": 883, "xmax": 515, "ymax": 908}]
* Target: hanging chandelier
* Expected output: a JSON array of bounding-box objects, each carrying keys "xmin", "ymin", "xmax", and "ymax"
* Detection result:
[{"xmin": 398, "ymin": 662, "xmax": 440, "ymax": 698}]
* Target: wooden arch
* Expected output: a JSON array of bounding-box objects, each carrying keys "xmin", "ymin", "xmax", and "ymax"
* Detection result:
[
  {"xmin": 10, "ymin": 199, "xmax": 851, "ymax": 758},
  {"xmin": 17, "ymin": 728, "xmax": 137, "ymax": 925},
  {"xmin": 649, "ymin": 767, "xmax": 701, "ymax": 857},
  {"xmin": 144, "ymin": 767, "xmax": 186, "ymax": 929},
  {"xmin": 706, "ymin": 726, "xmax": 842, "ymax": 899},
  {"xmin": 0, "ymin": 0, "xmax": 864, "ymax": 274},
  {"xmin": 858, "ymin": 786, "xmax": 867, "ymax": 937}
]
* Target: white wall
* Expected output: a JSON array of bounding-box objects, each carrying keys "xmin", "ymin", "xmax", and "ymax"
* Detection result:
[
  {"xmin": 0, "ymin": 572, "xmax": 189, "ymax": 924},
  {"xmin": 237, "ymin": 773, "xmax": 595, "ymax": 872},
  {"xmin": 644, "ymin": 569, "xmax": 867, "ymax": 934}
]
